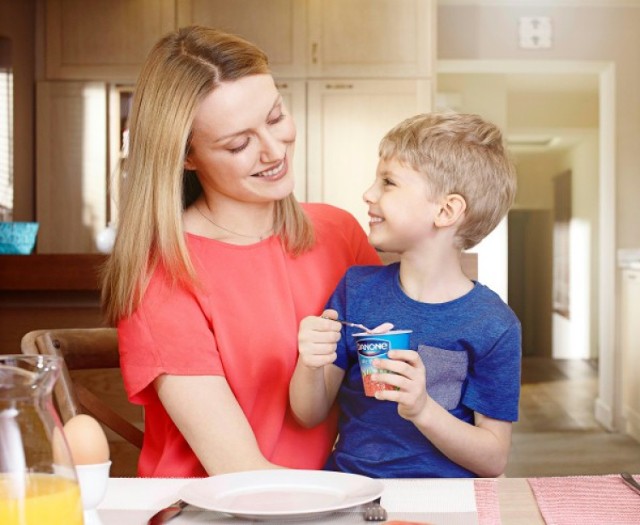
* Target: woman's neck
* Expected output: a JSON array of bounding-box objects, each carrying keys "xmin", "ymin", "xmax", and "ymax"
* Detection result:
[{"xmin": 185, "ymin": 197, "xmax": 275, "ymax": 244}]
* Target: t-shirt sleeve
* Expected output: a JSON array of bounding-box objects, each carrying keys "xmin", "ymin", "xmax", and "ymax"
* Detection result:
[
  {"xmin": 462, "ymin": 321, "xmax": 522, "ymax": 422},
  {"xmin": 118, "ymin": 265, "xmax": 223, "ymax": 405}
]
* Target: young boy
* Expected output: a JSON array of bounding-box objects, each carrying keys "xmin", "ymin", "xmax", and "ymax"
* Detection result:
[{"xmin": 289, "ymin": 112, "xmax": 521, "ymax": 478}]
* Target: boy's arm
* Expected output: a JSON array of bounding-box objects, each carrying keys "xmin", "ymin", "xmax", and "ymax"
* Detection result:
[
  {"xmin": 412, "ymin": 401, "xmax": 512, "ymax": 478},
  {"xmin": 289, "ymin": 310, "xmax": 346, "ymax": 428},
  {"xmin": 372, "ymin": 350, "xmax": 512, "ymax": 477}
]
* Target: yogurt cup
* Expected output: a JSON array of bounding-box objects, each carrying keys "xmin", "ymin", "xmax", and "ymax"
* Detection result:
[{"xmin": 354, "ymin": 330, "xmax": 412, "ymax": 397}]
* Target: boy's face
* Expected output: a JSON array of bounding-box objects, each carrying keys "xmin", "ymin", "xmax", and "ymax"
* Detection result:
[{"xmin": 363, "ymin": 157, "xmax": 442, "ymax": 254}]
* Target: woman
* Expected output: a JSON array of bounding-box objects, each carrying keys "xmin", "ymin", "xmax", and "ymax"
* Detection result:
[{"xmin": 101, "ymin": 26, "xmax": 380, "ymax": 477}]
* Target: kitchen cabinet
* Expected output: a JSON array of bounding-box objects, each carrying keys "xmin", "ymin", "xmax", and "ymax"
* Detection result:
[
  {"xmin": 36, "ymin": 81, "xmax": 107, "ymax": 253},
  {"xmin": 176, "ymin": 0, "xmax": 307, "ymax": 78},
  {"xmin": 307, "ymin": 79, "xmax": 432, "ymax": 228},
  {"xmin": 44, "ymin": 0, "xmax": 434, "ymax": 81},
  {"xmin": 307, "ymin": 0, "xmax": 435, "ymax": 78},
  {"xmin": 621, "ymin": 268, "xmax": 640, "ymax": 442},
  {"xmin": 44, "ymin": 0, "xmax": 176, "ymax": 81},
  {"xmin": 36, "ymin": 0, "xmax": 435, "ymax": 251}
]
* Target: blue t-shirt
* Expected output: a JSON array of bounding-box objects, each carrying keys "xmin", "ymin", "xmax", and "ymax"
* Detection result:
[{"xmin": 324, "ymin": 263, "xmax": 521, "ymax": 478}]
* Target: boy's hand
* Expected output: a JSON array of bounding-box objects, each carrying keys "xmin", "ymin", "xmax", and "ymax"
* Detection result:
[
  {"xmin": 371, "ymin": 350, "xmax": 430, "ymax": 420},
  {"xmin": 297, "ymin": 309, "xmax": 342, "ymax": 369}
]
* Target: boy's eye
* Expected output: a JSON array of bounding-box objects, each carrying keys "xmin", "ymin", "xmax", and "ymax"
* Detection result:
[
  {"xmin": 228, "ymin": 138, "xmax": 250, "ymax": 154},
  {"xmin": 382, "ymin": 177, "xmax": 395, "ymax": 186}
]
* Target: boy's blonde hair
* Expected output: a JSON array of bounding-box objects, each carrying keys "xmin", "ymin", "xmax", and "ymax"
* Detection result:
[
  {"xmin": 102, "ymin": 26, "xmax": 314, "ymax": 325},
  {"xmin": 379, "ymin": 112, "xmax": 517, "ymax": 250}
]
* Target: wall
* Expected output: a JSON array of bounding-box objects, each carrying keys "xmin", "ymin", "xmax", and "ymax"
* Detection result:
[
  {"xmin": 438, "ymin": 1, "xmax": 640, "ymax": 250},
  {"xmin": 558, "ymin": 133, "xmax": 599, "ymax": 359},
  {"xmin": 0, "ymin": 0, "xmax": 35, "ymax": 221}
]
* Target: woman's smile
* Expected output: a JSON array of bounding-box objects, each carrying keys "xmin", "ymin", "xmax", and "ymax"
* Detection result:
[{"xmin": 252, "ymin": 156, "xmax": 288, "ymax": 180}]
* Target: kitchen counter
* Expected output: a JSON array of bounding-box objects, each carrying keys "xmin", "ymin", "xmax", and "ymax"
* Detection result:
[{"xmin": 0, "ymin": 254, "xmax": 108, "ymax": 351}]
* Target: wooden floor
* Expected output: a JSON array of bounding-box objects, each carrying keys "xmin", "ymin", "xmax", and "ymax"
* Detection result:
[{"xmin": 506, "ymin": 357, "xmax": 640, "ymax": 477}]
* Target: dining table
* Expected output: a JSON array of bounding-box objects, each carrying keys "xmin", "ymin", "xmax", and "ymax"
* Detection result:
[{"xmin": 95, "ymin": 473, "xmax": 640, "ymax": 525}]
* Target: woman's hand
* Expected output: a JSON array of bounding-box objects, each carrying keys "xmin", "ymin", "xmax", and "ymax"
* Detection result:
[
  {"xmin": 371, "ymin": 350, "xmax": 430, "ymax": 420},
  {"xmin": 297, "ymin": 309, "xmax": 342, "ymax": 369}
]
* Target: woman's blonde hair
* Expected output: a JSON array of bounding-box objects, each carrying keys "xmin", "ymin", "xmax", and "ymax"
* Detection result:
[
  {"xmin": 379, "ymin": 112, "xmax": 517, "ymax": 250},
  {"xmin": 102, "ymin": 26, "xmax": 314, "ymax": 325}
]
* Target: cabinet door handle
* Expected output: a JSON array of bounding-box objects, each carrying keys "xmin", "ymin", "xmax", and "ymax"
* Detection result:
[
  {"xmin": 325, "ymin": 83, "xmax": 354, "ymax": 89},
  {"xmin": 311, "ymin": 42, "xmax": 318, "ymax": 64}
]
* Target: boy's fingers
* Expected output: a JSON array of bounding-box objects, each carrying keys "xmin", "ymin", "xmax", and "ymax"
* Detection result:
[{"xmin": 321, "ymin": 309, "xmax": 339, "ymax": 321}]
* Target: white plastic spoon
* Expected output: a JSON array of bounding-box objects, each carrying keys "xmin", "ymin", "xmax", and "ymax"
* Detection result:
[{"xmin": 335, "ymin": 319, "xmax": 394, "ymax": 334}]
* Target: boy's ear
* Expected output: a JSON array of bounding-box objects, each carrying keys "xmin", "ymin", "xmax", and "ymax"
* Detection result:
[{"xmin": 435, "ymin": 193, "xmax": 466, "ymax": 228}]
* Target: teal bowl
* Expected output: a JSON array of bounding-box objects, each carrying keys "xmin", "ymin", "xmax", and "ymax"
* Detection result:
[{"xmin": 0, "ymin": 222, "xmax": 39, "ymax": 255}]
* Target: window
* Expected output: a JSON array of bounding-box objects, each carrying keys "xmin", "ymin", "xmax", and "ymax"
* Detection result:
[{"xmin": 0, "ymin": 36, "xmax": 13, "ymax": 221}]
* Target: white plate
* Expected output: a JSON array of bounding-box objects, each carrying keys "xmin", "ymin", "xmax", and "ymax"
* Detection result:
[{"xmin": 178, "ymin": 469, "xmax": 384, "ymax": 520}]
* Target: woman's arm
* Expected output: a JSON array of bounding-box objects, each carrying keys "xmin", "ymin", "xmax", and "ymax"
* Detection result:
[
  {"xmin": 373, "ymin": 350, "xmax": 512, "ymax": 477},
  {"xmin": 289, "ymin": 311, "xmax": 345, "ymax": 428},
  {"xmin": 155, "ymin": 374, "xmax": 279, "ymax": 475}
]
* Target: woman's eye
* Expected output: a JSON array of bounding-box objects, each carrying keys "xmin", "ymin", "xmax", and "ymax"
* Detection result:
[
  {"xmin": 228, "ymin": 139, "xmax": 250, "ymax": 154},
  {"xmin": 268, "ymin": 112, "xmax": 286, "ymax": 125}
]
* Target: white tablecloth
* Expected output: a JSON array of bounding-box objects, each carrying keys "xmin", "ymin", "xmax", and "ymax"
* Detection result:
[{"xmin": 96, "ymin": 477, "xmax": 479, "ymax": 525}]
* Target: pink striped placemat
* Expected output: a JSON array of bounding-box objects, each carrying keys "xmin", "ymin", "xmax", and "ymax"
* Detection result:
[
  {"xmin": 474, "ymin": 479, "xmax": 501, "ymax": 525},
  {"xmin": 527, "ymin": 474, "xmax": 640, "ymax": 525}
]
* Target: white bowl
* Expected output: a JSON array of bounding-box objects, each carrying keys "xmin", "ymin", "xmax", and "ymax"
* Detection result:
[{"xmin": 75, "ymin": 461, "xmax": 111, "ymax": 510}]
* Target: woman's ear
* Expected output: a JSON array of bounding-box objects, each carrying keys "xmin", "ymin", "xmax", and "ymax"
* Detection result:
[
  {"xmin": 184, "ymin": 153, "xmax": 196, "ymax": 171},
  {"xmin": 435, "ymin": 193, "xmax": 466, "ymax": 228}
]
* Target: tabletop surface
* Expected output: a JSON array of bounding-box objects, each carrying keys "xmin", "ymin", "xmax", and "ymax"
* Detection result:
[{"xmin": 96, "ymin": 476, "xmax": 544, "ymax": 525}]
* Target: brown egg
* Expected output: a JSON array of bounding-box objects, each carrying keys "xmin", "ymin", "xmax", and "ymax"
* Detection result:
[{"xmin": 63, "ymin": 414, "xmax": 110, "ymax": 465}]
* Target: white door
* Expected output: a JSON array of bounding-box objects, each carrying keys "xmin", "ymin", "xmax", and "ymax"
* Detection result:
[
  {"xmin": 36, "ymin": 81, "xmax": 107, "ymax": 253},
  {"xmin": 306, "ymin": 79, "xmax": 431, "ymax": 228}
]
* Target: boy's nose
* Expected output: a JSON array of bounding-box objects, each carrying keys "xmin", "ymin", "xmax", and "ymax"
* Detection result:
[{"xmin": 363, "ymin": 184, "xmax": 377, "ymax": 203}]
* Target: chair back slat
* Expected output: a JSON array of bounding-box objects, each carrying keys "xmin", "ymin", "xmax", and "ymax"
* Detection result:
[{"xmin": 20, "ymin": 328, "xmax": 143, "ymax": 450}]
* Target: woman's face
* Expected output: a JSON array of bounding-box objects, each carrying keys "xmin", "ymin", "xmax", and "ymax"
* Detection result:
[{"xmin": 185, "ymin": 74, "xmax": 296, "ymax": 205}]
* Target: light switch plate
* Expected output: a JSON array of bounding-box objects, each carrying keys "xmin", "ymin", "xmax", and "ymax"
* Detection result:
[{"xmin": 519, "ymin": 16, "xmax": 552, "ymax": 49}]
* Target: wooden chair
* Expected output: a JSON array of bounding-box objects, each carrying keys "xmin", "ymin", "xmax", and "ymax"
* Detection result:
[{"xmin": 20, "ymin": 328, "xmax": 144, "ymax": 450}]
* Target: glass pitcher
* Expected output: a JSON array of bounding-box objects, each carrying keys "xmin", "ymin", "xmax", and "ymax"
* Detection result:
[{"xmin": 0, "ymin": 355, "xmax": 83, "ymax": 524}]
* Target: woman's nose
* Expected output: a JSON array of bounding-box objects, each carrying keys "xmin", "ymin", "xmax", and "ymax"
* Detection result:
[{"xmin": 260, "ymin": 129, "xmax": 286, "ymax": 162}]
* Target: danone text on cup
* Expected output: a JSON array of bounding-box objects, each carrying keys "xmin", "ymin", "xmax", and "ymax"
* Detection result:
[{"xmin": 354, "ymin": 330, "xmax": 412, "ymax": 397}]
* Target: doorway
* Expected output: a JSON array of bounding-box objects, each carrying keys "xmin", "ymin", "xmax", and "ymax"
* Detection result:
[
  {"xmin": 437, "ymin": 59, "xmax": 617, "ymax": 431},
  {"xmin": 508, "ymin": 209, "xmax": 553, "ymax": 357}
]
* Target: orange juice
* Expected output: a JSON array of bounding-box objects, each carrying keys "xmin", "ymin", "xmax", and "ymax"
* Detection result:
[{"xmin": 0, "ymin": 473, "xmax": 83, "ymax": 525}]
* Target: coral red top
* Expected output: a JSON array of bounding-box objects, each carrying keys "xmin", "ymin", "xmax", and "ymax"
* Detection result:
[{"xmin": 118, "ymin": 204, "xmax": 380, "ymax": 477}]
